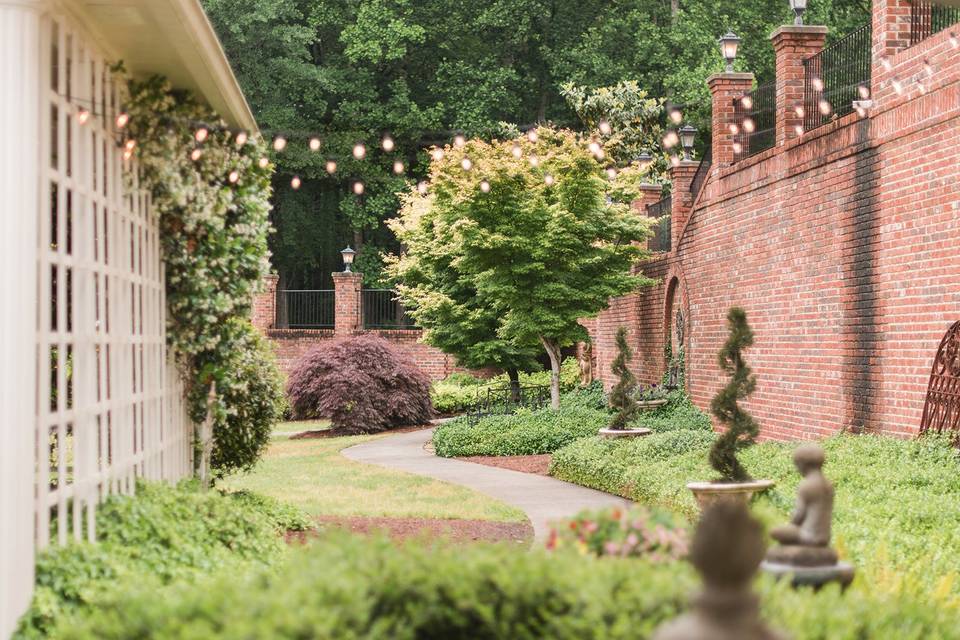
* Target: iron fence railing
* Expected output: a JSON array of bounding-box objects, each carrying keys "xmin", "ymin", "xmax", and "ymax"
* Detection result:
[
  {"xmin": 910, "ymin": 1, "xmax": 960, "ymax": 45},
  {"xmin": 468, "ymin": 385, "xmax": 550, "ymax": 421},
  {"xmin": 646, "ymin": 194, "xmax": 672, "ymax": 253},
  {"xmin": 732, "ymin": 81, "xmax": 776, "ymax": 162},
  {"xmin": 689, "ymin": 145, "xmax": 712, "ymax": 200},
  {"xmin": 277, "ymin": 290, "xmax": 335, "ymax": 329},
  {"xmin": 803, "ymin": 22, "xmax": 872, "ymax": 133},
  {"xmin": 362, "ymin": 289, "xmax": 417, "ymax": 329}
]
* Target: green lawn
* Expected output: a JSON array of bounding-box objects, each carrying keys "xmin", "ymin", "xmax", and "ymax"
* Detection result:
[
  {"xmin": 272, "ymin": 419, "xmax": 331, "ymax": 435},
  {"xmin": 223, "ymin": 424, "xmax": 526, "ymax": 523}
]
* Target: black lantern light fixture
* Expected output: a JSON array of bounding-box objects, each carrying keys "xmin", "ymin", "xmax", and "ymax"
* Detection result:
[
  {"xmin": 679, "ymin": 125, "xmax": 697, "ymax": 160},
  {"xmin": 719, "ymin": 31, "xmax": 741, "ymax": 73},
  {"xmin": 789, "ymin": 0, "xmax": 807, "ymax": 26},
  {"xmin": 340, "ymin": 246, "xmax": 356, "ymax": 273}
]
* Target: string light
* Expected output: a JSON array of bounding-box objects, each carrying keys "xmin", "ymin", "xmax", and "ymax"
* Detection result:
[
  {"xmin": 480, "ymin": 180, "xmax": 491, "ymax": 193},
  {"xmin": 123, "ymin": 149, "xmax": 133, "ymax": 161},
  {"xmin": 235, "ymin": 131, "xmax": 248, "ymax": 146},
  {"xmin": 742, "ymin": 118, "xmax": 755, "ymax": 133},
  {"xmin": 392, "ymin": 160, "xmax": 405, "ymax": 175},
  {"xmin": 812, "ymin": 77, "xmax": 824, "ymax": 92},
  {"xmin": 353, "ymin": 180, "xmax": 364, "ymax": 195},
  {"xmin": 76, "ymin": 109, "xmax": 90, "ymax": 125},
  {"xmin": 124, "ymin": 139, "xmax": 137, "ymax": 152},
  {"xmin": 668, "ymin": 109, "xmax": 682, "ymax": 125},
  {"xmin": 228, "ymin": 170, "xmax": 239, "ymax": 184},
  {"xmin": 326, "ymin": 160, "xmax": 337, "ymax": 174},
  {"xmin": 309, "ymin": 137, "xmax": 322, "ymax": 151},
  {"xmin": 195, "ymin": 127, "xmax": 209, "ymax": 143},
  {"xmin": 728, "ymin": 123, "xmax": 740, "ymax": 135},
  {"xmin": 857, "ymin": 85, "xmax": 870, "ymax": 100},
  {"xmin": 732, "ymin": 142, "xmax": 743, "ymax": 154},
  {"xmin": 417, "ymin": 181, "xmax": 428, "ymax": 195},
  {"xmin": 605, "ymin": 167, "xmax": 617, "ymax": 179},
  {"xmin": 353, "ymin": 143, "xmax": 366, "ymax": 160},
  {"xmin": 273, "ymin": 136, "xmax": 287, "ymax": 151},
  {"xmin": 880, "ymin": 57, "xmax": 893, "ymax": 72},
  {"xmin": 544, "ymin": 173, "xmax": 555, "ymax": 186},
  {"xmin": 892, "ymin": 77, "xmax": 903, "ymax": 95},
  {"xmin": 794, "ymin": 124, "xmax": 804, "ymax": 136},
  {"xmin": 115, "ymin": 112, "xmax": 129, "ymax": 129},
  {"xmin": 291, "ymin": 176, "xmax": 302, "ymax": 189},
  {"xmin": 461, "ymin": 157, "xmax": 473, "ymax": 171},
  {"xmin": 511, "ymin": 143, "xmax": 523, "ymax": 159},
  {"xmin": 381, "ymin": 135, "xmax": 394, "ymax": 152},
  {"xmin": 918, "ymin": 82, "xmax": 928, "ymax": 95},
  {"xmin": 818, "ymin": 99, "xmax": 832, "ymax": 116},
  {"xmin": 950, "ymin": 32, "xmax": 958, "ymax": 49},
  {"xmin": 598, "ymin": 120, "xmax": 612, "ymax": 135},
  {"xmin": 430, "ymin": 148, "xmax": 445, "ymax": 162},
  {"xmin": 588, "ymin": 140, "xmax": 602, "ymax": 155},
  {"xmin": 528, "ymin": 154, "xmax": 539, "ymax": 167},
  {"xmin": 662, "ymin": 130, "xmax": 679, "ymax": 148},
  {"xmin": 453, "ymin": 134, "xmax": 466, "ymax": 148},
  {"xmin": 794, "ymin": 105, "xmax": 805, "ymax": 118},
  {"xmin": 741, "ymin": 95, "xmax": 753, "ymax": 110},
  {"xmin": 258, "ymin": 157, "xmax": 270, "ymax": 168},
  {"xmin": 669, "ymin": 154, "xmax": 681, "ymax": 167},
  {"xmin": 190, "ymin": 148, "xmax": 203, "ymax": 161}
]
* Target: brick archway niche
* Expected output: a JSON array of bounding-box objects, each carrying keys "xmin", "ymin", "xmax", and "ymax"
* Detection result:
[{"xmin": 662, "ymin": 264, "xmax": 691, "ymax": 387}]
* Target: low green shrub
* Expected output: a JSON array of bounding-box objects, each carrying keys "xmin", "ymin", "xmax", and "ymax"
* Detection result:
[
  {"xmin": 547, "ymin": 505, "xmax": 689, "ymax": 559},
  {"xmin": 433, "ymin": 403, "xmax": 609, "ymax": 457},
  {"xmin": 630, "ymin": 389, "xmax": 712, "ymax": 433},
  {"xmin": 17, "ymin": 481, "xmax": 310, "ymax": 638},
  {"xmin": 56, "ymin": 532, "xmax": 960, "ymax": 639}
]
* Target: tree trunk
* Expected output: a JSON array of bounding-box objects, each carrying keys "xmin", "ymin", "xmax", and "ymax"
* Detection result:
[
  {"xmin": 507, "ymin": 367, "xmax": 521, "ymax": 404},
  {"xmin": 541, "ymin": 336, "xmax": 562, "ymax": 410}
]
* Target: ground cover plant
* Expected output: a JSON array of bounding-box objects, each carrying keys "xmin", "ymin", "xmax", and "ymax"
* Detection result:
[
  {"xmin": 55, "ymin": 530, "xmax": 960, "ymax": 639},
  {"xmin": 546, "ymin": 506, "xmax": 689, "ymax": 560},
  {"xmin": 287, "ymin": 334, "xmax": 433, "ymax": 434},
  {"xmin": 550, "ymin": 431, "xmax": 960, "ymax": 599},
  {"xmin": 17, "ymin": 481, "xmax": 311, "ymax": 638}
]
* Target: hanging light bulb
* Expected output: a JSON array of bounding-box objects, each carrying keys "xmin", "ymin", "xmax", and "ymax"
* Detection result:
[
  {"xmin": 528, "ymin": 154, "xmax": 539, "ymax": 167},
  {"xmin": 729, "ymin": 123, "xmax": 740, "ymax": 135},
  {"xmin": 662, "ymin": 130, "xmax": 679, "ymax": 148},
  {"xmin": 527, "ymin": 129, "xmax": 538, "ymax": 142},
  {"xmin": 892, "ymin": 77, "xmax": 903, "ymax": 95},
  {"xmin": 115, "ymin": 112, "xmax": 129, "ymax": 129},
  {"xmin": 794, "ymin": 124, "xmax": 804, "ymax": 136},
  {"xmin": 812, "ymin": 77, "xmax": 824, "ymax": 92},
  {"xmin": 76, "ymin": 108, "xmax": 90, "ymax": 125},
  {"xmin": 598, "ymin": 120, "xmax": 612, "ymax": 135},
  {"xmin": 732, "ymin": 142, "xmax": 743, "ymax": 154},
  {"xmin": 392, "ymin": 160, "xmax": 405, "ymax": 175},
  {"xmin": 353, "ymin": 180, "xmax": 364, "ymax": 195},
  {"xmin": 309, "ymin": 137, "xmax": 322, "ymax": 151},
  {"xmin": 818, "ymin": 99, "xmax": 832, "ymax": 116},
  {"xmin": 595, "ymin": 148, "xmax": 606, "ymax": 160},
  {"xmin": 228, "ymin": 170, "xmax": 239, "ymax": 184},
  {"xmin": 588, "ymin": 140, "xmax": 602, "ymax": 155},
  {"xmin": 381, "ymin": 135, "xmax": 394, "ymax": 152},
  {"xmin": 190, "ymin": 148, "xmax": 203, "ymax": 161},
  {"xmin": 544, "ymin": 173, "xmax": 555, "ymax": 186},
  {"xmin": 325, "ymin": 159, "xmax": 337, "ymax": 174},
  {"xmin": 430, "ymin": 148, "xmax": 445, "ymax": 162},
  {"xmin": 124, "ymin": 139, "xmax": 137, "ymax": 151},
  {"xmin": 461, "ymin": 157, "xmax": 473, "ymax": 171},
  {"xmin": 605, "ymin": 167, "xmax": 617, "ymax": 179},
  {"xmin": 670, "ymin": 154, "xmax": 681, "ymax": 167},
  {"xmin": 857, "ymin": 85, "xmax": 870, "ymax": 100},
  {"xmin": 352, "ymin": 143, "xmax": 366, "ymax": 160},
  {"xmin": 195, "ymin": 127, "xmax": 209, "ymax": 143},
  {"xmin": 453, "ymin": 134, "xmax": 466, "ymax": 148},
  {"xmin": 511, "ymin": 143, "xmax": 523, "ymax": 159},
  {"xmin": 881, "ymin": 57, "xmax": 893, "ymax": 72},
  {"xmin": 795, "ymin": 105, "xmax": 805, "ymax": 118},
  {"xmin": 480, "ymin": 180, "xmax": 491, "ymax": 193},
  {"xmin": 417, "ymin": 181, "xmax": 428, "ymax": 195},
  {"xmin": 742, "ymin": 118, "xmax": 755, "ymax": 133},
  {"xmin": 669, "ymin": 109, "xmax": 683, "ymax": 125},
  {"xmin": 741, "ymin": 95, "xmax": 753, "ymax": 110},
  {"xmin": 123, "ymin": 149, "xmax": 134, "ymax": 161},
  {"xmin": 258, "ymin": 157, "xmax": 270, "ymax": 168},
  {"xmin": 235, "ymin": 131, "xmax": 248, "ymax": 146},
  {"xmin": 290, "ymin": 176, "xmax": 302, "ymax": 189},
  {"xmin": 950, "ymin": 32, "xmax": 958, "ymax": 49},
  {"xmin": 273, "ymin": 136, "xmax": 287, "ymax": 151}
]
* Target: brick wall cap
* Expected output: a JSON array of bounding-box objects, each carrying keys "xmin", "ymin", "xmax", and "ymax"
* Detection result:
[
  {"xmin": 671, "ymin": 159, "xmax": 700, "ymax": 169},
  {"xmin": 769, "ymin": 24, "xmax": 829, "ymax": 40},
  {"xmin": 706, "ymin": 72, "xmax": 755, "ymax": 86},
  {"xmin": 331, "ymin": 271, "xmax": 363, "ymax": 279},
  {"xmin": 638, "ymin": 182, "xmax": 663, "ymax": 191}
]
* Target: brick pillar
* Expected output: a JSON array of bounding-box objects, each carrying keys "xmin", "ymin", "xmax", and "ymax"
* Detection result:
[
  {"xmin": 706, "ymin": 73, "xmax": 755, "ymax": 168},
  {"xmin": 635, "ymin": 183, "xmax": 664, "ymax": 212},
  {"xmin": 332, "ymin": 271, "xmax": 363, "ymax": 336},
  {"xmin": 251, "ymin": 274, "xmax": 278, "ymax": 331},
  {"xmin": 770, "ymin": 25, "xmax": 828, "ymax": 145},
  {"xmin": 669, "ymin": 160, "xmax": 699, "ymax": 250},
  {"xmin": 871, "ymin": 0, "xmax": 914, "ymax": 104}
]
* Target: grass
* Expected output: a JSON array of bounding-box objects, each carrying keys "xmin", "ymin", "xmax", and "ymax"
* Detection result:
[
  {"xmin": 223, "ymin": 423, "xmax": 526, "ymax": 523},
  {"xmin": 272, "ymin": 419, "xmax": 330, "ymax": 435}
]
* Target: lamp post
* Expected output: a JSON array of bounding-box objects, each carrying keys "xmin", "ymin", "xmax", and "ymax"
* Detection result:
[
  {"xmin": 340, "ymin": 246, "xmax": 356, "ymax": 273},
  {"xmin": 789, "ymin": 0, "xmax": 807, "ymax": 26},
  {"xmin": 719, "ymin": 31, "xmax": 741, "ymax": 73},
  {"xmin": 679, "ymin": 125, "xmax": 697, "ymax": 161}
]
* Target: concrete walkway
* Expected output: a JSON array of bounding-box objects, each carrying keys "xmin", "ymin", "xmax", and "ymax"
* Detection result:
[{"xmin": 342, "ymin": 427, "xmax": 630, "ymax": 541}]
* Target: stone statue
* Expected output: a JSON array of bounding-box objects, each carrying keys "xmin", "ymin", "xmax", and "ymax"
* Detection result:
[
  {"xmin": 762, "ymin": 443, "xmax": 854, "ymax": 587},
  {"xmin": 652, "ymin": 500, "xmax": 788, "ymax": 640}
]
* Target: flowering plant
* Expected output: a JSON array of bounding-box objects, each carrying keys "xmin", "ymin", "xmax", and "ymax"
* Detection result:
[
  {"xmin": 546, "ymin": 506, "xmax": 688, "ymax": 560},
  {"xmin": 634, "ymin": 383, "xmax": 670, "ymax": 402}
]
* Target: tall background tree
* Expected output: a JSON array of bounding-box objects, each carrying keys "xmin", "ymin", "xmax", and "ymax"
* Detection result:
[{"xmin": 203, "ymin": 0, "xmax": 869, "ymax": 289}]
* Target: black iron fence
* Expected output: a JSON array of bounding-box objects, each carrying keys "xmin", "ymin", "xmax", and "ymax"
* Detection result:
[
  {"xmin": 910, "ymin": 1, "xmax": 960, "ymax": 45},
  {"xmin": 689, "ymin": 145, "xmax": 712, "ymax": 200},
  {"xmin": 277, "ymin": 290, "xmax": 335, "ymax": 329},
  {"xmin": 646, "ymin": 195, "xmax": 672, "ymax": 253},
  {"xmin": 803, "ymin": 23, "xmax": 872, "ymax": 133},
  {"xmin": 468, "ymin": 385, "xmax": 550, "ymax": 421},
  {"xmin": 362, "ymin": 289, "xmax": 417, "ymax": 329},
  {"xmin": 732, "ymin": 81, "xmax": 776, "ymax": 162}
]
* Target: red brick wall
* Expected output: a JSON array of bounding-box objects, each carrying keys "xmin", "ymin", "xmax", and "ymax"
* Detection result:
[{"xmin": 589, "ymin": 22, "xmax": 960, "ymax": 441}]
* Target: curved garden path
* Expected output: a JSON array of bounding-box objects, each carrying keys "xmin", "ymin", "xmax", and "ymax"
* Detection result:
[{"xmin": 342, "ymin": 426, "xmax": 630, "ymax": 541}]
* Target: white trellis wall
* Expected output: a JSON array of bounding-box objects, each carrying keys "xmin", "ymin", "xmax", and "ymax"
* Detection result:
[{"xmin": 1, "ymin": 6, "xmax": 195, "ymax": 636}]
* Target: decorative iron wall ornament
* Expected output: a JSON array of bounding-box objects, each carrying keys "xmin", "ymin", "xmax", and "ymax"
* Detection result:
[{"xmin": 919, "ymin": 321, "xmax": 960, "ymax": 440}]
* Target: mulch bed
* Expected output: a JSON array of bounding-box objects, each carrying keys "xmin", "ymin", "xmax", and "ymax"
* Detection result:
[
  {"xmin": 457, "ymin": 454, "xmax": 552, "ymax": 476},
  {"xmin": 290, "ymin": 423, "xmax": 435, "ymax": 440},
  {"xmin": 286, "ymin": 516, "xmax": 532, "ymax": 545}
]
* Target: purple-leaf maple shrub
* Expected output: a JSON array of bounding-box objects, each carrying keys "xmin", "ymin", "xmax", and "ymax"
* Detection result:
[{"xmin": 286, "ymin": 334, "xmax": 434, "ymax": 434}]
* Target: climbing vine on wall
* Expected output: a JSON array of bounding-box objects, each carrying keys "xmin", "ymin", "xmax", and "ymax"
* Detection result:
[{"xmin": 124, "ymin": 75, "xmax": 285, "ymax": 476}]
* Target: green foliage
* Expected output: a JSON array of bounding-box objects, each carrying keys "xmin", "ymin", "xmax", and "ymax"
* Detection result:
[
  {"xmin": 125, "ymin": 76, "xmax": 284, "ymax": 473},
  {"xmin": 16, "ymin": 481, "xmax": 309, "ymax": 638},
  {"xmin": 55, "ymin": 530, "xmax": 960, "ymax": 639},
  {"xmin": 391, "ymin": 127, "xmax": 654, "ymax": 407},
  {"xmin": 547, "ymin": 505, "xmax": 689, "ymax": 560},
  {"xmin": 631, "ymin": 389, "xmax": 712, "ymax": 433},
  {"xmin": 608, "ymin": 327, "xmax": 639, "ymax": 430},
  {"xmin": 433, "ymin": 403, "xmax": 609, "ymax": 457},
  {"xmin": 708, "ymin": 307, "xmax": 759, "ymax": 482}
]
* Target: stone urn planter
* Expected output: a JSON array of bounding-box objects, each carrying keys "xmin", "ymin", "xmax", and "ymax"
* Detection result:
[
  {"xmin": 686, "ymin": 479, "xmax": 775, "ymax": 509},
  {"xmin": 635, "ymin": 398, "xmax": 669, "ymax": 410},
  {"xmin": 598, "ymin": 427, "xmax": 652, "ymax": 438}
]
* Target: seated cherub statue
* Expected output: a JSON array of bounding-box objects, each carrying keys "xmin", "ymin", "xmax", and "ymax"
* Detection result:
[{"xmin": 771, "ymin": 443, "xmax": 833, "ymax": 547}]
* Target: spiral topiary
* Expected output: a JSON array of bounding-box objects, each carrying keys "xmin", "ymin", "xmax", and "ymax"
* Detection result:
[{"xmin": 608, "ymin": 326, "xmax": 639, "ymax": 430}]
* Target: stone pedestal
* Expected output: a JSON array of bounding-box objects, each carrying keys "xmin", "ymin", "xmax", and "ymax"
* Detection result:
[{"xmin": 761, "ymin": 560, "xmax": 855, "ymax": 590}]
